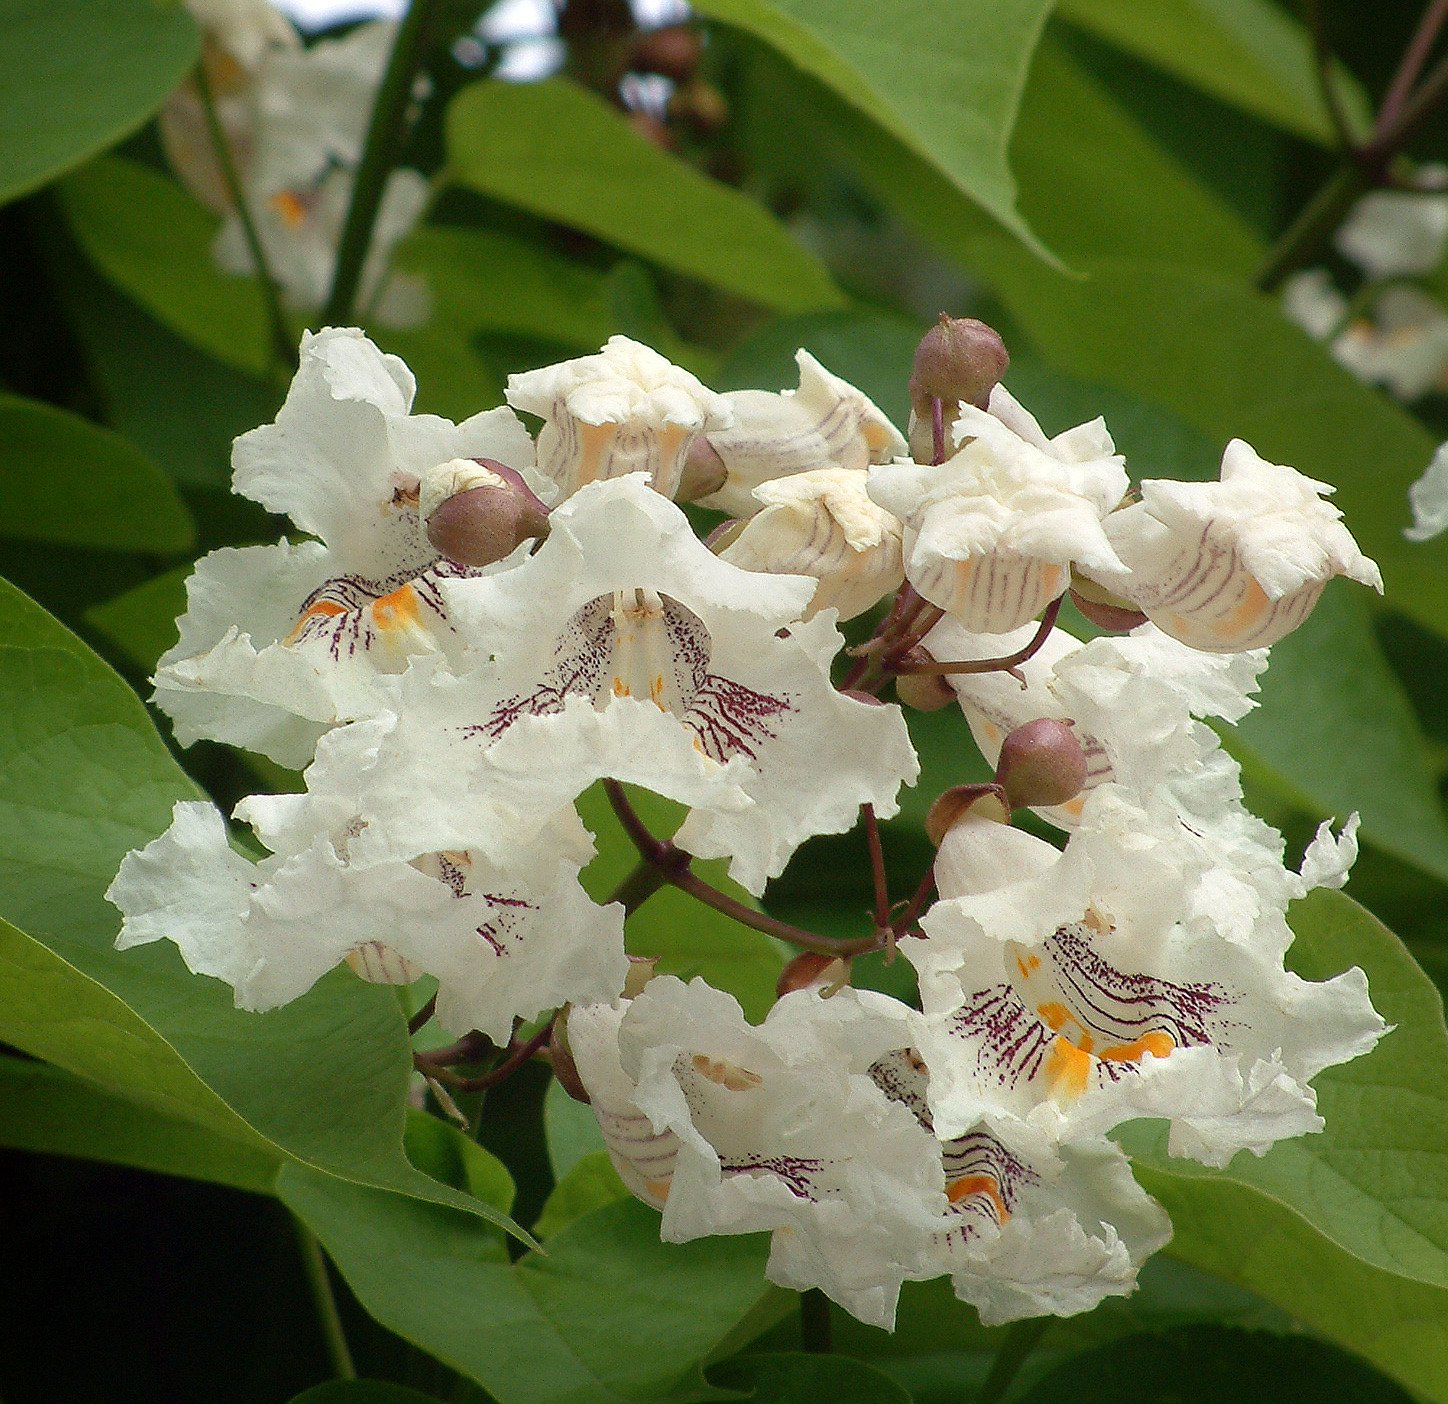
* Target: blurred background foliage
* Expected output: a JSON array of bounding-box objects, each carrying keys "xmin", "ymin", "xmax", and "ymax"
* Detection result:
[{"xmin": 2, "ymin": 0, "xmax": 1448, "ymax": 1399}]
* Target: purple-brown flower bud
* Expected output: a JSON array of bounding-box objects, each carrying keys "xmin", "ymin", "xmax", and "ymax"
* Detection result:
[
  {"xmin": 1069, "ymin": 576, "xmax": 1149, "ymax": 633},
  {"xmin": 994, "ymin": 718, "xmax": 1088, "ymax": 810},
  {"xmin": 925, "ymin": 783, "xmax": 1011, "ymax": 846},
  {"xmin": 548, "ymin": 1015, "xmax": 590, "ymax": 1105},
  {"xmin": 676, "ymin": 434, "xmax": 728, "ymax": 503},
  {"xmin": 776, "ymin": 951, "xmax": 850, "ymax": 998},
  {"xmin": 424, "ymin": 458, "xmax": 550, "ymax": 568},
  {"xmin": 907, "ymin": 315, "xmax": 1010, "ymax": 462},
  {"xmin": 632, "ymin": 24, "xmax": 704, "ymax": 81},
  {"xmin": 893, "ymin": 651, "xmax": 956, "ymax": 711}
]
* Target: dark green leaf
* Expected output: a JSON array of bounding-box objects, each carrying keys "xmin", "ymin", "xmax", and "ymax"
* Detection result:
[
  {"xmin": 0, "ymin": 1055, "xmax": 278, "ymax": 1194},
  {"xmin": 709, "ymin": 1353, "xmax": 912, "ymax": 1403},
  {"xmin": 1015, "ymin": 1323, "xmax": 1411, "ymax": 1403},
  {"xmin": 0, "ymin": 0, "xmax": 198, "ymax": 205},
  {"xmin": 533, "ymin": 1150, "xmax": 627, "ymax": 1240},
  {"xmin": 289, "ymin": 1384, "xmax": 445, "ymax": 1404},
  {"xmin": 280, "ymin": 1168, "xmax": 775, "ymax": 1404},
  {"xmin": 693, "ymin": 0, "xmax": 1055, "ymax": 257},
  {"xmin": 0, "ymin": 395, "xmax": 193, "ymax": 552},
  {"xmin": 445, "ymin": 79, "xmax": 843, "ymax": 315}
]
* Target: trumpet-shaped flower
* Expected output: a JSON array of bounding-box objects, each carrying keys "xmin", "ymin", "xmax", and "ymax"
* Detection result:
[
  {"xmin": 107, "ymin": 776, "xmax": 624, "ymax": 1041},
  {"xmin": 1087, "ymin": 440, "xmax": 1382, "ymax": 652},
  {"xmin": 693, "ymin": 351, "xmax": 906, "ymax": 518},
  {"xmin": 333, "ymin": 474, "xmax": 918, "ymax": 895},
  {"xmin": 868, "ymin": 400, "xmax": 1128, "ymax": 634},
  {"xmin": 909, "ymin": 795, "xmax": 1386, "ymax": 1164},
  {"xmin": 506, "ymin": 337, "xmax": 732, "ymax": 503},
  {"xmin": 1407, "ymin": 441, "xmax": 1448, "ymax": 542},
  {"xmin": 1336, "ymin": 169, "xmax": 1448, "ymax": 280},
  {"xmin": 716, "ymin": 467, "xmax": 904, "ymax": 621},
  {"xmin": 153, "ymin": 328, "xmax": 535, "ymax": 768},
  {"xmin": 927, "ymin": 617, "xmax": 1264, "ymax": 826},
  {"xmin": 868, "ymin": 1050, "xmax": 1171, "ymax": 1325},
  {"xmin": 568, "ymin": 978, "xmax": 946, "ymax": 1329}
]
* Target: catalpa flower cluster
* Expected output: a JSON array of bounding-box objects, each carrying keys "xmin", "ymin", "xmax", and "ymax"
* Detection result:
[{"xmin": 109, "ymin": 316, "xmax": 1388, "ymax": 1329}]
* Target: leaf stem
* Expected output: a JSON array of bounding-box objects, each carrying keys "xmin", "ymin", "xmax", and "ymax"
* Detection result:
[
  {"xmin": 293, "ymin": 1219, "xmax": 357, "ymax": 1381},
  {"xmin": 408, "ymin": 992, "xmax": 437, "ymax": 1035},
  {"xmin": 602, "ymin": 780, "xmax": 878, "ymax": 957},
  {"xmin": 322, "ymin": 0, "xmax": 441, "ymax": 325},
  {"xmin": 192, "ymin": 60, "xmax": 296, "ymax": 375},
  {"xmin": 976, "ymin": 1317, "xmax": 1050, "ymax": 1404},
  {"xmin": 1377, "ymin": 0, "xmax": 1448, "ymax": 136}
]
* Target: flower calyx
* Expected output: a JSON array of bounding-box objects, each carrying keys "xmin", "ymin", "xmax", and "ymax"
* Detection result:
[
  {"xmin": 424, "ymin": 458, "xmax": 550, "ymax": 567},
  {"xmin": 994, "ymin": 717, "xmax": 1088, "ymax": 811},
  {"xmin": 925, "ymin": 783, "xmax": 1012, "ymax": 846}
]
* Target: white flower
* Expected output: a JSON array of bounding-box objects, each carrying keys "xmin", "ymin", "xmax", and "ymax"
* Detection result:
[
  {"xmin": 568, "ymin": 978, "xmax": 947, "ymax": 1330},
  {"xmin": 153, "ymin": 328, "xmax": 535, "ymax": 768},
  {"xmin": 1333, "ymin": 286, "xmax": 1448, "ymax": 402},
  {"xmin": 506, "ymin": 337, "xmax": 732, "ymax": 504},
  {"xmin": 1407, "ymin": 440, "xmax": 1448, "ymax": 542},
  {"xmin": 716, "ymin": 468, "xmax": 904, "ymax": 622},
  {"xmin": 163, "ymin": 20, "xmax": 430, "ymax": 323},
  {"xmin": 909, "ymin": 796, "xmax": 1386, "ymax": 1165},
  {"xmin": 926, "ymin": 617, "xmax": 1265, "ymax": 826},
  {"xmin": 107, "ymin": 782, "xmax": 625, "ymax": 1042},
  {"xmin": 1336, "ymin": 168, "xmax": 1448, "ymax": 280},
  {"xmin": 869, "ymin": 1050, "xmax": 1171, "ymax": 1325},
  {"xmin": 1281, "ymin": 268, "xmax": 1348, "ymax": 342},
  {"xmin": 1086, "ymin": 439, "xmax": 1382, "ymax": 652},
  {"xmin": 185, "ymin": 0, "xmax": 299, "ymax": 69},
  {"xmin": 868, "ymin": 399, "xmax": 1128, "ymax": 634},
  {"xmin": 333, "ymin": 475, "xmax": 918, "ymax": 895},
  {"xmin": 693, "ymin": 351, "xmax": 906, "ymax": 518}
]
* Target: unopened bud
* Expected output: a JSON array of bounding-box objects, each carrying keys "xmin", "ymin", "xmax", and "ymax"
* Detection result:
[
  {"xmin": 676, "ymin": 434, "xmax": 728, "ymax": 503},
  {"xmin": 995, "ymin": 718, "xmax": 1088, "ymax": 810},
  {"xmin": 667, "ymin": 80, "xmax": 728, "ymax": 133},
  {"xmin": 925, "ymin": 783, "xmax": 1010, "ymax": 846},
  {"xmin": 1069, "ymin": 576, "xmax": 1148, "ymax": 633},
  {"xmin": 632, "ymin": 24, "xmax": 704, "ymax": 81},
  {"xmin": 893, "ymin": 652, "xmax": 956, "ymax": 711},
  {"xmin": 907, "ymin": 315, "xmax": 1009, "ymax": 461},
  {"xmin": 424, "ymin": 458, "xmax": 549, "ymax": 567},
  {"xmin": 776, "ymin": 952, "xmax": 850, "ymax": 998},
  {"xmin": 622, "ymin": 954, "xmax": 658, "ymax": 1000},
  {"xmin": 548, "ymin": 1015, "xmax": 590, "ymax": 1105}
]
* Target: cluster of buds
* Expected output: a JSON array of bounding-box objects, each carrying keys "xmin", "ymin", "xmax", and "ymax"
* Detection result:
[
  {"xmin": 161, "ymin": 0, "xmax": 429, "ymax": 323},
  {"xmin": 110, "ymin": 313, "xmax": 1385, "ymax": 1329}
]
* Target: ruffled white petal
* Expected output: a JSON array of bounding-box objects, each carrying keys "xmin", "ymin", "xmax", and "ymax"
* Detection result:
[
  {"xmin": 185, "ymin": 0, "xmax": 299, "ymax": 69},
  {"xmin": 1407, "ymin": 440, "xmax": 1448, "ymax": 542},
  {"xmin": 718, "ymin": 467, "xmax": 904, "ymax": 622},
  {"xmin": 1281, "ymin": 269, "xmax": 1349, "ymax": 342},
  {"xmin": 1092, "ymin": 439, "xmax": 1381, "ymax": 651},
  {"xmin": 910, "ymin": 795, "xmax": 1387, "ymax": 1161},
  {"xmin": 1336, "ymin": 179, "xmax": 1448, "ymax": 280},
  {"xmin": 868, "ymin": 403, "xmax": 1128, "ymax": 634},
  {"xmin": 506, "ymin": 336, "xmax": 732, "ymax": 502},
  {"xmin": 697, "ymin": 351, "xmax": 907, "ymax": 518}
]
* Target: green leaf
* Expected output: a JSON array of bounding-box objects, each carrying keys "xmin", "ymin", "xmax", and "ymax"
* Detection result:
[
  {"xmin": 708, "ymin": 1353, "xmax": 912, "ymax": 1403},
  {"xmin": 534, "ymin": 1150, "xmax": 628, "ymax": 1240},
  {"xmin": 692, "ymin": 0, "xmax": 1054, "ymax": 257},
  {"xmin": 280, "ymin": 1167, "xmax": 775, "ymax": 1404},
  {"xmin": 60, "ymin": 156, "xmax": 277, "ymax": 376},
  {"xmin": 1055, "ymin": 0, "xmax": 1373, "ymax": 146},
  {"xmin": 1122, "ymin": 891, "xmax": 1448, "ymax": 1400},
  {"xmin": 544, "ymin": 1075, "xmax": 608, "ymax": 1181},
  {"xmin": 289, "ymin": 1385, "xmax": 444, "ymax": 1404},
  {"xmin": 1015, "ymin": 1323, "xmax": 1412, "ymax": 1403},
  {"xmin": 1123, "ymin": 889, "xmax": 1448, "ymax": 1290},
  {"xmin": 0, "ymin": 1055, "xmax": 278, "ymax": 1194},
  {"xmin": 0, "ymin": 396, "xmax": 194, "ymax": 553},
  {"xmin": 0, "ymin": 577, "xmax": 524, "ymax": 1239},
  {"xmin": 86, "ymin": 567, "xmax": 189, "ymax": 675},
  {"xmin": 404, "ymin": 1107, "xmax": 518, "ymax": 1226},
  {"xmin": 0, "ymin": 0, "xmax": 198, "ymax": 205},
  {"xmin": 1231, "ymin": 590, "xmax": 1448, "ymax": 884},
  {"xmin": 444, "ymin": 79, "xmax": 843, "ymax": 315}
]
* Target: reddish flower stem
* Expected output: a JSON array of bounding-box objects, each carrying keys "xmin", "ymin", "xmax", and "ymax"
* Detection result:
[{"xmin": 893, "ymin": 596, "xmax": 1063, "ymax": 678}]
